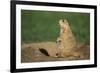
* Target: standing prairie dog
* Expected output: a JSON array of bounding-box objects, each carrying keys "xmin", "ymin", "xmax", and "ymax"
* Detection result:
[{"xmin": 56, "ymin": 19, "xmax": 77, "ymax": 57}]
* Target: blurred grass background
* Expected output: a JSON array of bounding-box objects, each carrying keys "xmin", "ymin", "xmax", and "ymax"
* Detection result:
[{"xmin": 21, "ymin": 10, "xmax": 90, "ymax": 43}]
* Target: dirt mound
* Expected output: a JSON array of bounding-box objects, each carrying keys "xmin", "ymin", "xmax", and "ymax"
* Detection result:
[{"xmin": 21, "ymin": 42, "xmax": 90, "ymax": 63}]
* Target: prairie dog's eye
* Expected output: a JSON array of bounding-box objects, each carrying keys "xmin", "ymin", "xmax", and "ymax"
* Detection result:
[{"xmin": 62, "ymin": 19, "xmax": 64, "ymax": 22}]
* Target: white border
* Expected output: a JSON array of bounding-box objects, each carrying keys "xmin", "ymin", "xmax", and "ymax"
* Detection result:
[{"xmin": 16, "ymin": 4, "xmax": 94, "ymax": 69}]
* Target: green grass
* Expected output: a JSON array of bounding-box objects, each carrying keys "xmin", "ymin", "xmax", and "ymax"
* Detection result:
[{"xmin": 21, "ymin": 10, "xmax": 90, "ymax": 43}]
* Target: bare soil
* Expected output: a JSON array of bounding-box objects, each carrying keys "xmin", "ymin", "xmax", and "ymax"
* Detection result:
[{"xmin": 21, "ymin": 42, "xmax": 90, "ymax": 63}]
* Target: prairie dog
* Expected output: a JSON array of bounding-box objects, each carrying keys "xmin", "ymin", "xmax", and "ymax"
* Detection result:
[{"xmin": 56, "ymin": 19, "xmax": 77, "ymax": 57}]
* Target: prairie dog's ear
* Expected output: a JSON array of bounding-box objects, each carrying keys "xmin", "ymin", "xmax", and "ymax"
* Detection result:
[{"xmin": 62, "ymin": 19, "xmax": 69, "ymax": 25}]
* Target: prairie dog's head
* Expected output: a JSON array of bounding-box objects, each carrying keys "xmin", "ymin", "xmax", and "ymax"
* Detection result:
[{"xmin": 59, "ymin": 19, "xmax": 69, "ymax": 26}]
